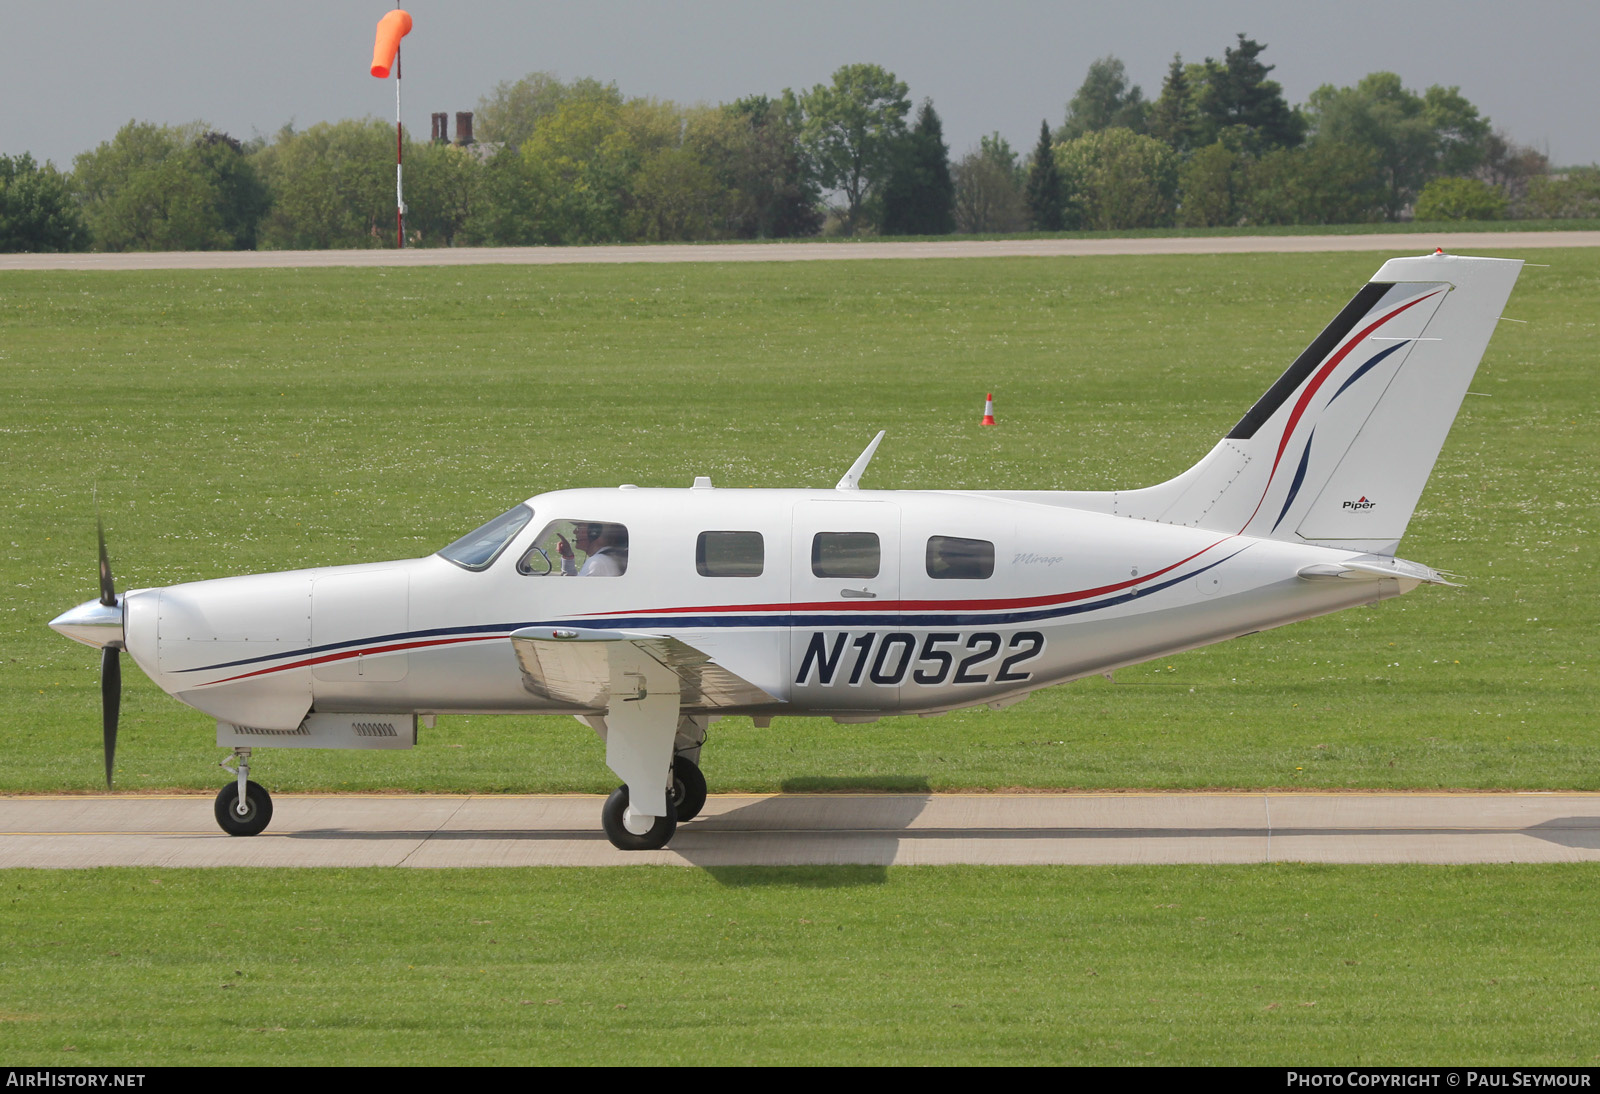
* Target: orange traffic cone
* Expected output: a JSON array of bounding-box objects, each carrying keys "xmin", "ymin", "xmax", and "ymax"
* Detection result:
[{"xmin": 980, "ymin": 393, "xmax": 996, "ymax": 426}]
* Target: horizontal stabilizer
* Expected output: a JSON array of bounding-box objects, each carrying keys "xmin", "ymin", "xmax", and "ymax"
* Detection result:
[{"xmin": 1297, "ymin": 557, "xmax": 1455, "ymax": 586}]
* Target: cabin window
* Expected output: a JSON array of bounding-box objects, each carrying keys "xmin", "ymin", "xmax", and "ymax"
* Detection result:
[
  {"xmin": 812, "ymin": 532, "xmax": 880, "ymax": 579},
  {"xmin": 518, "ymin": 519, "xmax": 629, "ymax": 576},
  {"xmin": 926, "ymin": 536, "xmax": 994, "ymax": 580},
  {"xmin": 438, "ymin": 505, "xmax": 533, "ymax": 571},
  {"xmin": 697, "ymin": 531, "xmax": 764, "ymax": 577}
]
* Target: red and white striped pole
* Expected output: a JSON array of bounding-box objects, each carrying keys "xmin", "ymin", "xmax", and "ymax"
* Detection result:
[
  {"xmin": 981, "ymin": 393, "xmax": 996, "ymax": 426},
  {"xmin": 395, "ymin": 37, "xmax": 403, "ymax": 248},
  {"xmin": 369, "ymin": 9, "xmax": 413, "ymax": 249}
]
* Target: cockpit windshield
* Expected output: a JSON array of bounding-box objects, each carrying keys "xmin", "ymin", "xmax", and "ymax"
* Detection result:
[{"xmin": 437, "ymin": 505, "xmax": 533, "ymax": 571}]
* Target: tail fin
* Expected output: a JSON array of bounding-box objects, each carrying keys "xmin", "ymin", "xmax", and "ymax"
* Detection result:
[{"xmin": 1110, "ymin": 252, "xmax": 1522, "ymax": 555}]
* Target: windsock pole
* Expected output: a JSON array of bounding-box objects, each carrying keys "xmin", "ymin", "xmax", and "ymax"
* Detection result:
[
  {"xmin": 369, "ymin": 8, "xmax": 413, "ymax": 248},
  {"xmin": 981, "ymin": 393, "xmax": 996, "ymax": 426},
  {"xmin": 394, "ymin": 40, "xmax": 403, "ymax": 248}
]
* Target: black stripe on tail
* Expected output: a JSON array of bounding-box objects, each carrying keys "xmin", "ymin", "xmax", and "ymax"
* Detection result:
[{"xmin": 1227, "ymin": 281, "xmax": 1391, "ymax": 440}]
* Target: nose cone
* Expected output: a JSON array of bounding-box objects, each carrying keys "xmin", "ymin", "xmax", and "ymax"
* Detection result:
[{"xmin": 49, "ymin": 596, "xmax": 125, "ymax": 649}]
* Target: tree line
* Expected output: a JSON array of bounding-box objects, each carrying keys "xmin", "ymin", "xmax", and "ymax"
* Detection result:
[{"xmin": 2, "ymin": 37, "xmax": 1597, "ymax": 253}]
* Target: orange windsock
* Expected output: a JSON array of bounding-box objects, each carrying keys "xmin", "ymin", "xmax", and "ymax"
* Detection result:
[{"xmin": 370, "ymin": 9, "xmax": 413, "ymax": 78}]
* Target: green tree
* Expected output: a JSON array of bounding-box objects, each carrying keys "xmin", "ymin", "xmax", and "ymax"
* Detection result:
[
  {"xmin": 1473, "ymin": 130, "xmax": 1549, "ymax": 215},
  {"xmin": 698, "ymin": 94, "xmax": 821, "ymax": 239},
  {"xmin": 459, "ymin": 145, "xmax": 556, "ymax": 245},
  {"xmin": 475, "ymin": 73, "xmax": 622, "ymax": 151},
  {"xmin": 255, "ymin": 119, "xmax": 395, "ymax": 249},
  {"xmin": 1414, "ymin": 176, "xmax": 1508, "ymax": 221},
  {"xmin": 979, "ymin": 134, "xmax": 1021, "ymax": 184},
  {"xmin": 192, "ymin": 132, "xmax": 270, "ymax": 250},
  {"xmin": 73, "ymin": 121, "xmax": 242, "ymax": 251},
  {"xmin": 405, "ymin": 140, "xmax": 482, "ymax": 246},
  {"xmin": 627, "ymin": 143, "xmax": 721, "ymax": 241},
  {"xmin": 799, "ymin": 63, "xmax": 911, "ymax": 233},
  {"xmin": 1522, "ymin": 168, "xmax": 1600, "ymax": 219},
  {"xmin": 514, "ymin": 94, "xmax": 634, "ymax": 243},
  {"xmin": 1424, "ymin": 85, "xmax": 1492, "ymax": 177},
  {"xmin": 1059, "ymin": 56, "xmax": 1147, "ymax": 141},
  {"xmin": 1024, "ymin": 120, "xmax": 1065, "ymax": 230},
  {"xmin": 1195, "ymin": 35, "xmax": 1304, "ymax": 154},
  {"xmin": 877, "ymin": 99, "xmax": 955, "ymax": 236},
  {"xmin": 1305, "ymin": 73, "xmax": 1490, "ymax": 220},
  {"xmin": 1237, "ymin": 141, "xmax": 1383, "ymax": 225},
  {"xmin": 1176, "ymin": 141, "xmax": 1241, "ymax": 227},
  {"xmin": 952, "ymin": 137, "xmax": 1026, "ymax": 234},
  {"xmin": 0, "ymin": 153, "xmax": 88, "ymax": 252},
  {"xmin": 1054, "ymin": 128, "xmax": 1177, "ymax": 230},
  {"xmin": 1148, "ymin": 54, "xmax": 1203, "ymax": 155}
]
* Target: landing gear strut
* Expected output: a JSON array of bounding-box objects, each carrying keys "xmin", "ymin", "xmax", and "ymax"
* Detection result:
[{"xmin": 215, "ymin": 747, "xmax": 273, "ymax": 836}]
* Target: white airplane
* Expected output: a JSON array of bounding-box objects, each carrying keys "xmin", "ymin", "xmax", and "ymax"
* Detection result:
[{"xmin": 51, "ymin": 251, "xmax": 1522, "ymax": 850}]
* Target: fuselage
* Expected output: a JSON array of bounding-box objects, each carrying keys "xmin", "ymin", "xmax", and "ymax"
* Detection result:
[{"xmin": 98, "ymin": 484, "xmax": 1424, "ymax": 731}]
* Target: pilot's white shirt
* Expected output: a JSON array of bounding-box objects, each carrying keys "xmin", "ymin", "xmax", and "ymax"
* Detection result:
[{"xmin": 562, "ymin": 547, "xmax": 625, "ymax": 577}]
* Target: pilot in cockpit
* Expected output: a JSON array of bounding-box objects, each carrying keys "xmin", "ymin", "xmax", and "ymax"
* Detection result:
[{"xmin": 556, "ymin": 522, "xmax": 629, "ymax": 576}]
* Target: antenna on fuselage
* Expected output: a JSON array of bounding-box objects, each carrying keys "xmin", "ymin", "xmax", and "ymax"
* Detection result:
[{"xmin": 835, "ymin": 430, "xmax": 886, "ymax": 491}]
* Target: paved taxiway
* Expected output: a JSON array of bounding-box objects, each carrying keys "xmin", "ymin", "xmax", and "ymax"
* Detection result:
[
  {"xmin": 4, "ymin": 793, "xmax": 1598, "ymax": 868},
  {"xmin": 1, "ymin": 231, "xmax": 1596, "ymax": 272}
]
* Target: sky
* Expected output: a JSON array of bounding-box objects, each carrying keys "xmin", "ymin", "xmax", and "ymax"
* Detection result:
[{"xmin": 4, "ymin": 1, "xmax": 1597, "ymax": 170}]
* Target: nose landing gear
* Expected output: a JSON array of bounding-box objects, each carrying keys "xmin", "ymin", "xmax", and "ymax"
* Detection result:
[{"xmin": 215, "ymin": 747, "xmax": 273, "ymax": 837}]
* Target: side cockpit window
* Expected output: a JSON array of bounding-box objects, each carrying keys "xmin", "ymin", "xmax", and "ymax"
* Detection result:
[
  {"xmin": 926, "ymin": 536, "xmax": 994, "ymax": 580},
  {"xmin": 697, "ymin": 531, "xmax": 764, "ymax": 577},
  {"xmin": 812, "ymin": 532, "xmax": 879, "ymax": 579},
  {"xmin": 438, "ymin": 505, "xmax": 533, "ymax": 571},
  {"xmin": 519, "ymin": 520, "xmax": 629, "ymax": 576}
]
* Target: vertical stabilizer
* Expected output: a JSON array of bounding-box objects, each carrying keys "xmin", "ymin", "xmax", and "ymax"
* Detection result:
[{"xmin": 1101, "ymin": 252, "xmax": 1522, "ymax": 555}]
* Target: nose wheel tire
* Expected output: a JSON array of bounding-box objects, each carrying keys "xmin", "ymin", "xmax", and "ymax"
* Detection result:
[
  {"xmin": 670, "ymin": 757, "xmax": 707, "ymax": 822},
  {"xmin": 214, "ymin": 780, "xmax": 273, "ymax": 837},
  {"xmin": 601, "ymin": 785, "xmax": 677, "ymax": 851}
]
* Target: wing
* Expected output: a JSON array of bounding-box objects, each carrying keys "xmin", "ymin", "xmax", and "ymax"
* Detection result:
[{"xmin": 508, "ymin": 626, "xmax": 782, "ymax": 712}]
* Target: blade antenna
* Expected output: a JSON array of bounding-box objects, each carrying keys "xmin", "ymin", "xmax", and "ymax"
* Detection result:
[{"xmin": 836, "ymin": 430, "xmax": 886, "ymax": 491}]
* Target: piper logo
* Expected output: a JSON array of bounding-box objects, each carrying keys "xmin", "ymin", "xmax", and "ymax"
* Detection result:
[{"xmin": 1341, "ymin": 496, "xmax": 1376, "ymax": 511}]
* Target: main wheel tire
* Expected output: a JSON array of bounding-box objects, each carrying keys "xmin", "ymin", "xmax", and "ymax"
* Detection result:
[
  {"xmin": 213, "ymin": 780, "xmax": 273, "ymax": 837},
  {"xmin": 600, "ymin": 785, "xmax": 677, "ymax": 851},
  {"xmin": 670, "ymin": 757, "xmax": 708, "ymax": 822}
]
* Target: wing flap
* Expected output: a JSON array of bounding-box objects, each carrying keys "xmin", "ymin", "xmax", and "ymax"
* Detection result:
[{"xmin": 509, "ymin": 627, "xmax": 781, "ymax": 711}]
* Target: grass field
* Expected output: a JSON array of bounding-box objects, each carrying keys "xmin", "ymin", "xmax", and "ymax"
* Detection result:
[
  {"xmin": 3, "ymin": 865, "xmax": 1597, "ymax": 1066},
  {"xmin": 805, "ymin": 216, "xmax": 1600, "ymax": 245},
  {"xmin": 2, "ymin": 248, "xmax": 1595, "ymax": 793}
]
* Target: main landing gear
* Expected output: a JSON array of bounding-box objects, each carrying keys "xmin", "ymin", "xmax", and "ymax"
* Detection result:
[
  {"xmin": 600, "ymin": 756, "xmax": 706, "ymax": 852},
  {"xmin": 215, "ymin": 747, "xmax": 273, "ymax": 837}
]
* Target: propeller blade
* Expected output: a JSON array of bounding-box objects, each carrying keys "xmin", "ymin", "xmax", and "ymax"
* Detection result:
[
  {"xmin": 97, "ymin": 515, "xmax": 116, "ymax": 608},
  {"xmin": 101, "ymin": 646, "xmax": 120, "ymax": 789}
]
